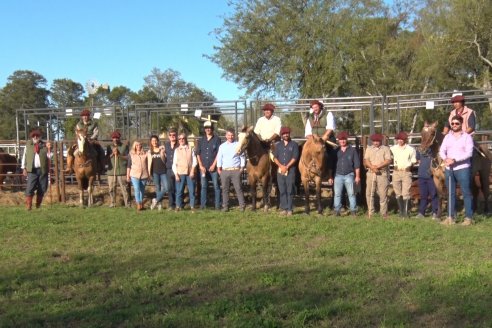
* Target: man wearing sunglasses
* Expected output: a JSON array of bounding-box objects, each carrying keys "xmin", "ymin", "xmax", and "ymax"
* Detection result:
[
  {"xmin": 439, "ymin": 115, "xmax": 474, "ymax": 225},
  {"xmin": 165, "ymin": 128, "xmax": 179, "ymax": 210}
]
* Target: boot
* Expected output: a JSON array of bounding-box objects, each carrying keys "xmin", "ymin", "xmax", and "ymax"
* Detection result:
[
  {"xmin": 136, "ymin": 202, "xmax": 142, "ymax": 211},
  {"xmin": 35, "ymin": 194, "xmax": 43, "ymax": 208},
  {"xmin": 403, "ymin": 199, "xmax": 411, "ymax": 218},
  {"xmin": 64, "ymin": 155, "xmax": 74, "ymax": 174},
  {"xmin": 397, "ymin": 197, "xmax": 404, "ymax": 217},
  {"xmin": 26, "ymin": 196, "xmax": 33, "ymax": 211}
]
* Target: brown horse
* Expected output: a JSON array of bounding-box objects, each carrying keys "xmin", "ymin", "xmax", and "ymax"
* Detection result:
[
  {"xmin": 73, "ymin": 128, "xmax": 99, "ymax": 207},
  {"xmin": 299, "ymin": 135, "xmax": 328, "ymax": 214},
  {"xmin": 236, "ymin": 127, "xmax": 277, "ymax": 211},
  {"xmin": 421, "ymin": 121, "xmax": 491, "ymax": 215}
]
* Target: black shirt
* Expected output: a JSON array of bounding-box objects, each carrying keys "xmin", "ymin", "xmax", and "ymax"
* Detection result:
[
  {"xmin": 273, "ymin": 139, "xmax": 299, "ymax": 166},
  {"xmin": 165, "ymin": 141, "xmax": 179, "ymax": 170},
  {"xmin": 196, "ymin": 134, "xmax": 221, "ymax": 169},
  {"xmin": 150, "ymin": 149, "xmax": 166, "ymax": 175},
  {"xmin": 335, "ymin": 145, "xmax": 360, "ymax": 175}
]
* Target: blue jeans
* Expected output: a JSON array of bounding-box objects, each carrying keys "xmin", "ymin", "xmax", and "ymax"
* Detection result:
[
  {"xmin": 166, "ymin": 170, "xmax": 176, "ymax": 209},
  {"xmin": 152, "ymin": 172, "xmax": 168, "ymax": 202},
  {"xmin": 200, "ymin": 171, "xmax": 221, "ymax": 209},
  {"xmin": 333, "ymin": 173, "xmax": 357, "ymax": 212},
  {"xmin": 277, "ymin": 170, "xmax": 296, "ymax": 211},
  {"xmin": 445, "ymin": 167, "xmax": 473, "ymax": 218},
  {"xmin": 418, "ymin": 177, "xmax": 438, "ymax": 215},
  {"xmin": 176, "ymin": 174, "xmax": 195, "ymax": 209},
  {"xmin": 130, "ymin": 177, "xmax": 147, "ymax": 204}
]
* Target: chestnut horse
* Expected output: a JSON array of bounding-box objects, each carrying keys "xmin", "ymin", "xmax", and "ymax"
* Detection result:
[
  {"xmin": 73, "ymin": 128, "xmax": 99, "ymax": 207},
  {"xmin": 237, "ymin": 127, "xmax": 277, "ymax": 211},
  {"xmin": 421, "ymin": 121, "xmax": 491, "ymax": 215},
  {"xmin": 299, "ymin": 135, "xmax": 329, "ymax": 214},
  {"xmin": 0, "ymin": 151, "xmax": 19, "ymax": 189}
]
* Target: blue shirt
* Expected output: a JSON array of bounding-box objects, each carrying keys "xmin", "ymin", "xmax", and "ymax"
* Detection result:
[
  {"xmin": 196, "ymin": 134, "xmax": 221, "ymax": 169},
  {"xmin": 273, "ymin": 140, "xmax": 299, "ymax": 166},
  {"xmin": 217, "ymin": 141, "xmax": 245, "ymax": 169},
  {"xmin": 164, "ymin": 141, "xmax": 179, "ymax": 170},
  {"xmin": 335, "ymin": 145, "xmax": 360, "ymax": 175},
  {"xmin": 416, "ymin": 149, "xmax": 433, "ymax": 179}
]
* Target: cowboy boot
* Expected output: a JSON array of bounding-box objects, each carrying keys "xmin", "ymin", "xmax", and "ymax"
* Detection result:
[
  {"xmin": 35, "ymin": 194, "xmax": 43, "ymax": 208},
  {"xmin": 397, "ymin": 197, "xmax": 404, "ymax": 217},
  {"xmin": 404, "ymin": 199, "xmax": 411, "ymax": 218},
  {"xmin": 26, "ymin": 196, "xmax": 33, "ymax": 211}
]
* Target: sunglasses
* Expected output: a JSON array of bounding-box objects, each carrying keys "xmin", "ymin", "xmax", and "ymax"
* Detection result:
[
  {"xmin": 178, "ymin": 138, "xmax": 185, "ymax": 140},
  {"xmin": 451, "ymin": 122, "xmax": 461, "ymax": 126},
  {"xmin": 169, "ymin": 134, "xmax": 177, "ymax": 137}
]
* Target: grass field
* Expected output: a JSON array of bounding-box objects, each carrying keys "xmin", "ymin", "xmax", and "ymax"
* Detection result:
[{"xmin": 1, "ymin": 205, "xmax": 492, "ymax": 327}]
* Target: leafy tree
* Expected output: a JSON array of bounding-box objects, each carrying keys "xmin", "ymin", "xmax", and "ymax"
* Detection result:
[
  {"xmin": 0, "ymin": 70, "xmax": 49, "ymax": 139},
  {"xmin": 50, "ymin": 79, "xmax": 85, "ymax": 108}
]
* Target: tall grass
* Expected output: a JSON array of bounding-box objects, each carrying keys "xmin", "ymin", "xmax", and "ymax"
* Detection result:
[{"xmin": 1, "ymin": 206, "xmax": 491, "ymax": 327}]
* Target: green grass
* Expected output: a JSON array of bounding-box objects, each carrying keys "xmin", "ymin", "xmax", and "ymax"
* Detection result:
[{"xmin": 1, "ymin": 206, "xmax": 492, "ymax": 327}]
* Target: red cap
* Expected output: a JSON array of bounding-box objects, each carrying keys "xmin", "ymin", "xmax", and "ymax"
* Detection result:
[
  {"xmin": 80, "ymin": 109, "xmax": 91, "ymax": 116},
  {"xmin": 370, "ymin": 134, "xmax": 383, "ymax": 142},
  {"xmin": 280, "ymin": 126, "xmax": 291, "ymax": 135},
  {"xmin": 337, "ymin": 131, "xmax": 349, "ymax": 140},
  {"xmin": 310, "ymin": 100, "xmax": 324, "ymax": 109},
  {"xmin": 451, "ymin": 95, "xmax": 465, "ymax": 103},
  {"xmin": 111, "ymin": 131, "xmax": 121, "ymax": 139},
  {"xmin": 262, "ymin": 103, "xmax": 275, "ymax": 112},
  {"xmin": 395, "ymin": 131, "xmax": 408, "ymax": 140},
  {"xmin": 29, "ymin": 129, "xmax": 42, "ymax": 138}
]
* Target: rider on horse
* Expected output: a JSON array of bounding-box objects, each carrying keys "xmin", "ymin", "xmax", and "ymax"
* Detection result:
[
  {"xmin": 65, "ymin": 109, "xmax": 105, "ymax": 174},
  {"xmin": 304, "ymin": 100, "xmax": 336, "ymax": 144},
  {"xmin": 442, "ymin": 95, "xmax": 476, "ymax": 135},
  {"xmin": 254, "ymin": 103, "xmax": 282, "ymax": 151}
]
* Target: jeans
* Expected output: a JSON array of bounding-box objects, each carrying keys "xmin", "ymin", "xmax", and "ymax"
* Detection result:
[
  {"xmin": 334, "ymin": 173, "xmax": 357, "ymax": 212},
  {"xmin": 152, "ymin": 172, "xmax": 168, "ymax": 202},
  {"xmin": 166, "ymin": 170, "xmax": 176, "ymax": 209},
  {"xmin": 277, "ymin": 170, "xmax": 295, "ymax": 211},
  {"xmin": 445, "ymin": 167, "xmax": 473, "ymax": 219},
  {"xmin": 176, "ymin": 174, "xmax": 195, "ymax": 209},
  {"xmin": 200, "ymin": 171, "xmax": 221, "ymax": 209},
  {"xmin": 130, "ymin": 177, "xmax": 147, "ymax": 204},
  {"xmin": 418, "ymin": 177, "xmax": 438, "ymax": 215}
]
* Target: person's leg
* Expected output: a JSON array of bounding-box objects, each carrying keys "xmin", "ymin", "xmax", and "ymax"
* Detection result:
[
  {"xmin": 139, "ymin": 179, "xmax": 147, "ymax": 206},
  {"xmin": 428, "ymin": 178, "xmax": 439, "ymax": 216},
  {"xmin": 200, "ymin": 172, "xmax": 209, "ymax": 209},
  {"xmin": 130, "ymin": 177, "xmax": 142, "ymax": 204},
  {"xmin": 333, "ymin": 174, "xmax": 344, "ymax": 212},
  {"xmin": 393, "ymin": 172, "xmax": 404, "ymax": 215},
  {"xmin": 378, "ymin": 175, "xmax": 389, "ymax": 216},
  {"xmin": 401, "ymin": 172, "xmax": 412, "ymax": 216},
  {"xmin": 286, "ymin": 169, "xmax": 296, "ymax": 212},
  {"xmin": 231, "ymin": 171, "xmax": 245, "ymax": 209},
  {"xmin": 166, "ymin": 171, "xmax": 176, "ymax": 209},
  {"xmin": 445, "ymin": 169, "xmax": 457, "ymax": 218},
  {"xmin": 366, "ymin": 173, "xmax": 376, "ymax": 216},
  {"xmin": 344, "ymin": 173, "xmax": 356, "ymax": 212},
  {"xmin": 175, "ymin": 175, "xmax": 185, "ymax": 209},
  {"xmin": 221, "ymin": 171, "xmax": 231, "ymax": 210},
  {"xmin": 210, "ymin": 171, "xmax": 221, "ymax": 209},
  {"xmin": 187, "ymin": 175, "xmax": 196, "ymax": 209},
  {"xmin": 108, "ymin": 175, "xmax": 116, "ymax": 206},
  {"xmin": 116, "ymin": 176, "xmax": 129, "ymax": 207},
  {"xmin": 277, "ymin": 173, "xmax": 287, "ymax": 211},
  {"xmin": 455, "ymin": 168, "xmax": 473, "ymax": 219},
  {"xmin": 418, "ymin": 178, "xmax": 429, "ymax": 215}
]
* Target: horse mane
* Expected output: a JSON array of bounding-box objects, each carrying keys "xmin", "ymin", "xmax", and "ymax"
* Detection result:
[{"xmin": 420, "ymin": 121, "xmax": 439, "ymax": 153}]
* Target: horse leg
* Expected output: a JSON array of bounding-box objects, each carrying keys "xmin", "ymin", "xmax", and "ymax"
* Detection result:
[
  {"xmin": 262, "ymin": 175, "xmax": 270, "ymax": 212},
  {"xmin": 480, "ymin": 170, "xmax": 490, "ymax": 215},
  {"xmin": 250, "ymin": 179, "xmax": 257, "ymax": 211},
  {"xmin": 315, "ymin": 176, "xmax": 323, "ymax": 214},
  {"xmin": 88, "ymin": 178, "xmax": 94, "ymax": 207},
  {"xmin": 303, "ymin": 179, "xmax": 310, "ymax": 214}
]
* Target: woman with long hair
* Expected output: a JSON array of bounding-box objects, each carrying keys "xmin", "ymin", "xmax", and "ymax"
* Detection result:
[
  {"xmin": 172, "ymin": 133, "xmax": 197, "ymax": 212},
  {"xmin": 127, "ymin": 140, "xmax": 149, "ymax": 211}
]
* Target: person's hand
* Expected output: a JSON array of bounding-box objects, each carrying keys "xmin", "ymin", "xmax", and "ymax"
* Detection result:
[
  {"xmin": 175, "ymin": 175, "xmax": 180, "ymax": 182},
  {"xmin": 112, "ymin": 148, "xmax": 119, "ymax": 156},
  {"xmin": 445, "ymin": 158, "xmax": 455, "ymax": 166},
  {"xmin": 23, "ymin": 168, "xmax": 27, "ymax": 177},
  {"xmin": 355, "ymin": 176, "xmax": 361, "ymax": 184},
  {"xmin": 199, "ymin": 166, "xmax": 206, "ymax": 175},
  {"xmin": 209, "ymin": 163, "xmax": 216, "ymax": 172},
  {"xmin": 126, "ymin": 175, "xmax": 130, "ymax": 182},
  {"xmin": 328, "ymin": 178, "xmax": 333, "ymax": 185},
  {"xmin": 190, "ymin": 172, "xmax": 195, "ymax": 179},
  {"xmin": 217, "ymin": 167, "xmax": 222, "ymax": 175}
]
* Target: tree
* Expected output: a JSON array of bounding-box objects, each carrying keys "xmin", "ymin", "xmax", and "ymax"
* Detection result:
[
  {"xmin": 0, "ymin": 70, "xmax": 50, "ymax": 139},
  {"xmin": 50, "ymin": 79, "xmax": 85, "ymax": 108}
]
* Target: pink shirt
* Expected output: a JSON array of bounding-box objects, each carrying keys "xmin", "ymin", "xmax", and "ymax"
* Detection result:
[{"xmin": 439, "ymin": 131, "xmax": 473, "ymax": 171}]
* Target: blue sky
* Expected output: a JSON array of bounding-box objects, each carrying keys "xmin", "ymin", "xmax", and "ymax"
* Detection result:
[{"xmin": 0, "ymin": 0, "xmax": 244, "ymax": 100}]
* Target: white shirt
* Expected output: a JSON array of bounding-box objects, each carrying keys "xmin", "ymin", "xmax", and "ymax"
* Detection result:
[
  {"xmin": 254, "ymin": 115, "xmax": 281, "ymax": 140},
  {"xmin": 304, "ymin": 111, "xmax": 336, "ymax": 137}
]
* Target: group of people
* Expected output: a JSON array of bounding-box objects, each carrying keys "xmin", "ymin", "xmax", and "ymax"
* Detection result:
[{"xmin": 21, "ymin": 95, "xmax": 479, "ymax": 225}]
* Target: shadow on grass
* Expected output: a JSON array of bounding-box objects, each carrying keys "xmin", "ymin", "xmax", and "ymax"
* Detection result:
[{"xmin": 1, "ymin": 250, "xmax": 492, "ymax": 327}]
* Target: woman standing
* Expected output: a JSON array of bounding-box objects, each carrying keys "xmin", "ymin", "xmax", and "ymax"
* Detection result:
[
  {"xmin": 172, "ymin": 133, "xmax": 197, "ymax": 212},
  {"xmin": 127, "ymin": 140, "xmax": 149, "ymax": 211},
  {"xmin": 147, "ymin": 135, "xmax": 167, "ymax": 211}
]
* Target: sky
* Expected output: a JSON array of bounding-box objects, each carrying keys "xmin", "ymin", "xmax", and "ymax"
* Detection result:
[{"xmin": 0, "ymin": 0, "xmax": 244, "ymax": 101}]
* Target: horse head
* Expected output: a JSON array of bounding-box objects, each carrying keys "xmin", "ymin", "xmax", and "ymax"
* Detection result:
[
  {"xmin": 236, "ymin": 126, "xmax": 255, "ymax": 155},
  {"xmin": 420, "ymin": 121, "xmax": 438, "ymax": 152},
  {"xmin": 76, "ymin": 128, "xmax": 88, "ymax": 154},
  {"xmin": 303, "ymin": 135, "xmax": 326, "ymax": 176}
]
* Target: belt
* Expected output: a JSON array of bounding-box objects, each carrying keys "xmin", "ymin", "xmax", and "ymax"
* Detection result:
[
  {"xmin": 394, "ymin": 167, "xmax": 411, "ymax": 172},
  {"xmin": 223, "ymin": 167, "xmax": 240, "ymax": 171}
]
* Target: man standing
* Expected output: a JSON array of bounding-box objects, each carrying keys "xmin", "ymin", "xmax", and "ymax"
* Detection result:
[
  {"xmin": 416, "ymin": 145, "xmax": 439, "ymax": 220},
  {"xmin": 254, "ymin": 103, "xmax": 282, "ymax": 147},
  {"xmin": 363, "ymin": 134, "xmax": 392, "ymax": 218},
  {"xmin": 217, "ymin": 128, "xmax": 246, "ymax": 212},
  {"xmin": 439, "ymin": 115, "xmax": 474, "ymax": 226},
  {"xmin": 390, "ymin": 131, "xmax": 417, "ymax": 217},
  {"xmin": 442, "ymin": 95, "xmax": 476, "ymax": 135},
  {"xmin": 106, "ymin": 131, "xmax": 129, "ymax": 208},
  {"xmin": 273, "ymin": 127, "xmax": 299, "ymax": 216},
  {"xmin": 304, "ymin": 100, "xmax": 336, "ymax": 143},
  {"xmin": 329, "ymin": 131, "xmax": 360, "ymax": 216},
  {"xmin": 196, "ymin": 121, "xmax": 222, "ymax": 210},
  {"xmin": 21, "ymin": 129, "xmax": 52, "ymax": 210},
  {"xmin": 165, "ymin": 128, "xmax": 179, "ymax": 210}
]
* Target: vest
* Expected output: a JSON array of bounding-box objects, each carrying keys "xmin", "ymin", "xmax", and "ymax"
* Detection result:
[
  {"xmin": 308, "ymin": 111, "xmax": 328, "ymax": 136},
  {"xmin": 129, "ymin": 152, "xmax": 149, "ymax": 179},
  {"xmin": 25, "ymin": 140, "xmax": 49, "ymax": 174},
  {"xmin": 175, "ymin": 146, "xmax": 193, "ymax": 175},
  {"xmin": 107, "ymin": 143, "xmax": 128, "ymax": 176},
  {"xmin": 76, "ymin": 120, "xmax": 98, "ymax": 139},
  {"xmin": 448, "ymin": 106, "xmax": 475, "ymax": 133}
]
